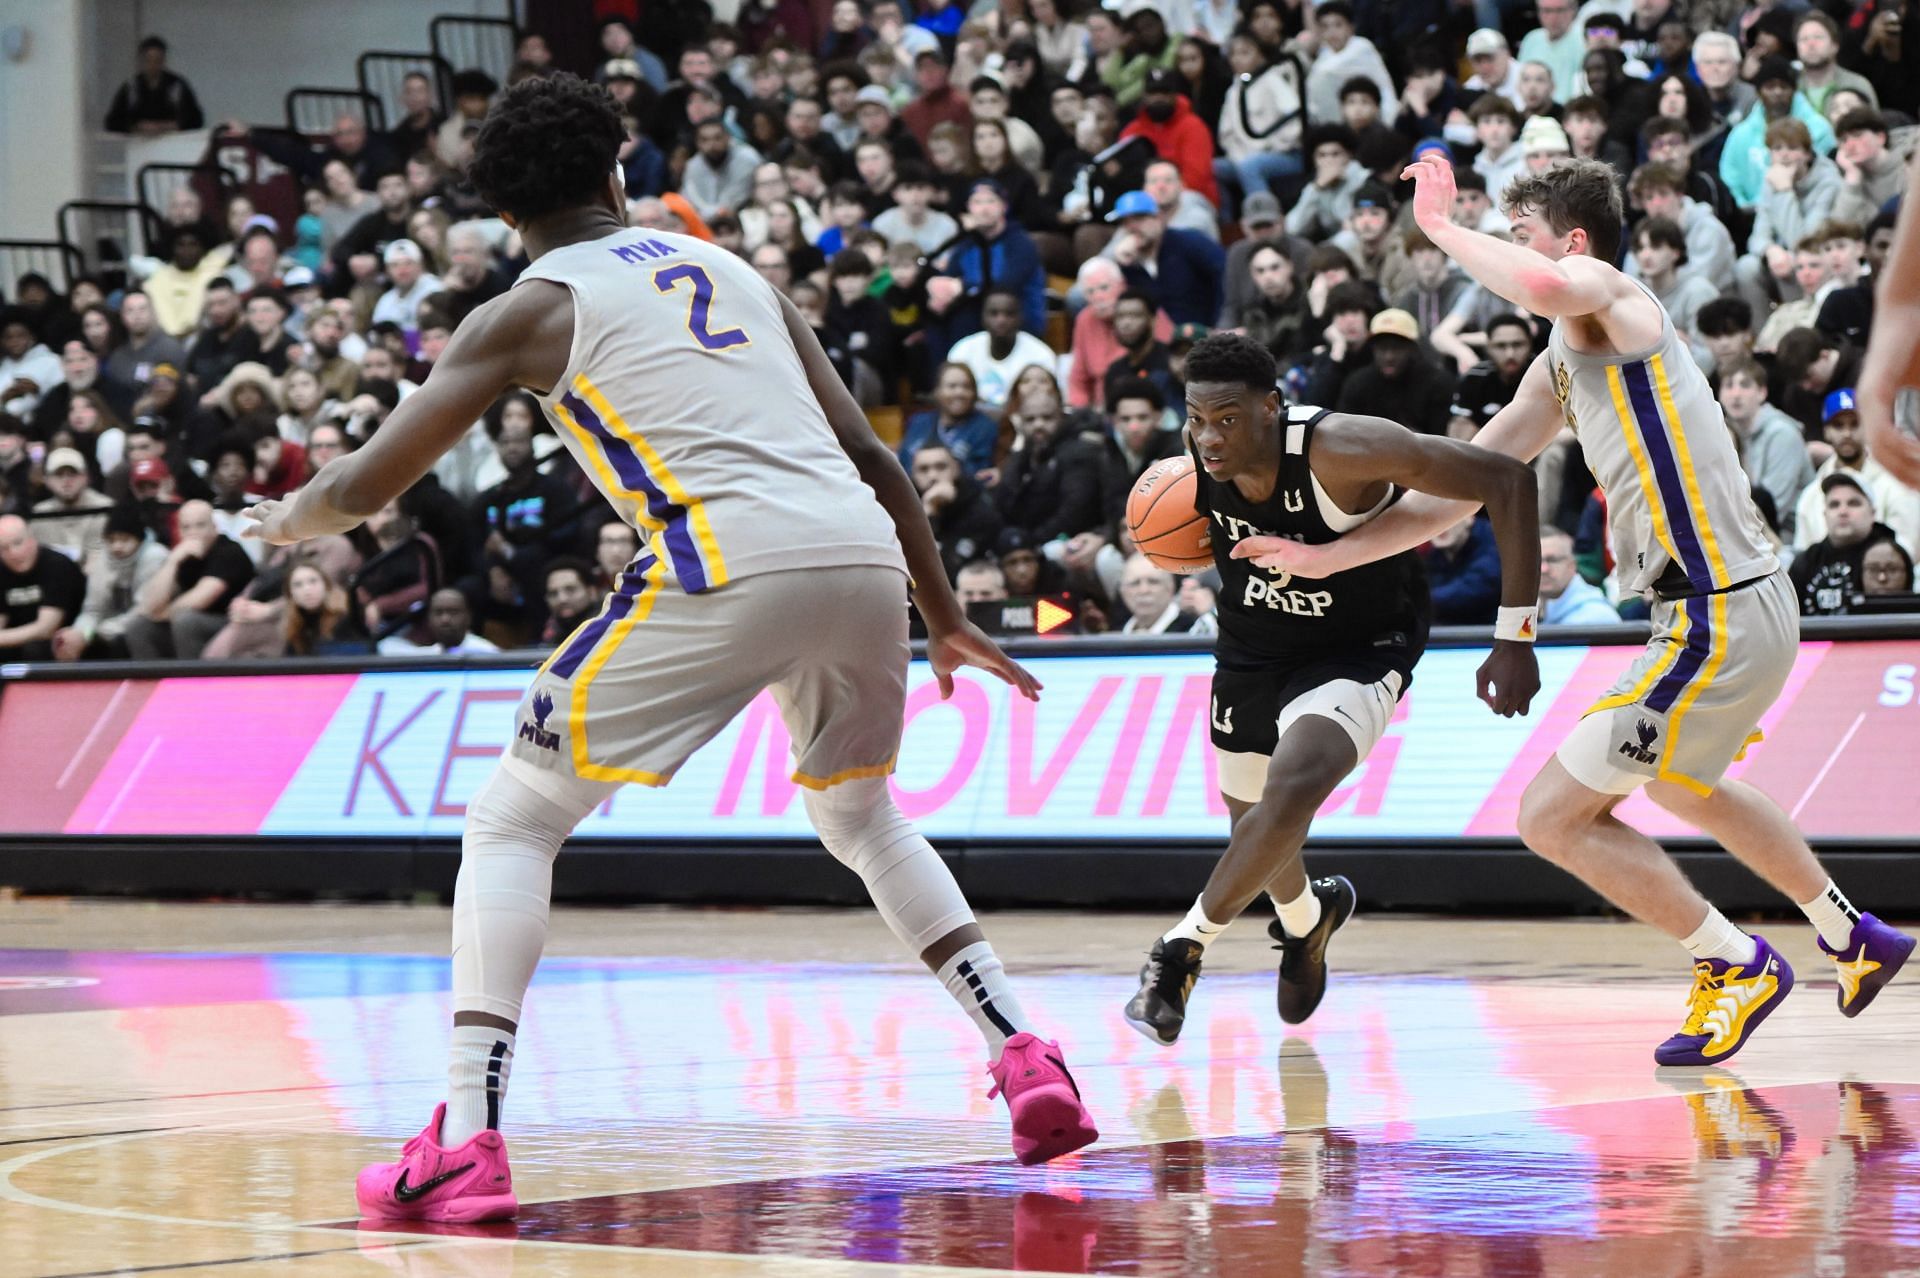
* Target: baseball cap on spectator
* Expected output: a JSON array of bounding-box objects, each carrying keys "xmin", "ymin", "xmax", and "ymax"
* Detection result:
[
  {"xmin": 996, "ymin": 526, "xmax": 1037, "ymax": 557},
  {"xmin": 1751, "ymin": 56, "xmax": 1796, "ymax": 89},
  {"xmin": 853, "ymin": 85, "xmax": 894, "ymax": 110},
  {"xmin": 1351, "ymin": 182, "xmax": 1394, "ymax": 211},
  {"xmin": 1824, "ymin": 388, "xmax": 1859, "ymax": 421},
  {"xmin": 1369, "ymin": 309, "xmax": 1421, "ymax": 343},
  {"xmin": 603, "ymin": 58, "xmax": 643, "ymax": 84},
  {"xmin": 133, "ymin": 414, "xmax": 168, "ymax": 433},
  {"xmin": 1522, "ymin": 116, "xmax": 1571, "ymax": 156},
  {"xmin": 148, "ymin": 363, "xmax": 180, "ymax": 384},
  {"xmin": 1466, "ymin": 28, "xmax": 1509, "ymax": 57},
  {"xmin": 451, "ymin": 69, "xmax": 499, "ymax": 99},
  {"xmin": 1170, "ymin": 323, "xmax": 1212, "ymax": 347},
  {"xmin": 1820, "ymin": 471, "xmax": 1872, "ymax": 503},
  {"xmin": 1241, "ymin": 191, "xmax": 1283, "ymax": 228},
  {"xmin": 130, "ymin": 457, "xmax": 171, "ymax": 487},
  {"xmin": 282, "ymin": 266, "xmax": 316, "ymax": 289},
  {"xmin": 967, "ymin": 177, "xmax": 1010, "ymax": 206},
  {"xmin": 242, "ymin": 214, "xmax": 280, "ymax": 238},
  {"xmin": 1410, "ymin": 138, "xmax": 1452, "ymax": 162},
  {"xmin": 45, "ymin": 447, "xmax": 86, "ymax": 475},
  {"xmin": 1144, "ymin": 67, "xmax": 1180, "ymax": 95},
  {"xmin": 914, "ymin": 48, "xmax": 949, "ymax": 66},
  {"xmin": 1107, "ymin": 189, "xmax": 1158, "ymax": 222},
  {"xmin": 1583, "ymin": 11, "xmax": 1624, "ymax": 35},
  {"xmin": 383, "ymin": 239, "xmax": 424, "ymax": 266}
]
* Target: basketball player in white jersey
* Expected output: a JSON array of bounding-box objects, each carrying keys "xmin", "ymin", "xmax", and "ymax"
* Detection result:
[
  {"xmin": 244, "ymin": 74, "xmax": 1096, "ymax": 1222},
  {"xmin": 1236, "ymin": 156, "xmax": 1913, "ymax": 1067}
]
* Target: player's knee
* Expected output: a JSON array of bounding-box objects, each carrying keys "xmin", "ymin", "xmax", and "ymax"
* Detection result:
[
  {"xmin": 1517, "ymin": 782, "xmax": 1582, "ymax": 860},
  {"xmin": 803, "ymin": 777, "xmax": 907, "ymax": 867},
  {"xmin": 464, "ymin": 764, "xmax": 579, "ymax": 860},
  {"xmin": 1257, "ymin": 759, "xmax": 1348, "ymax": 822}
]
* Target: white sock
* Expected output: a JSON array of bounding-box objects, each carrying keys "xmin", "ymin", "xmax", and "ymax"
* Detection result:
[
  {"xmin": 1273, "ymin": 883, "xmax": 1323, "ymax": 938},
  {"xmin": 441, "ymin": 1025, "xmax": 514, "ymax": 1147},
  {"xmin": 938, "ymin": 941, "xmax": 1031, "ymax": 1056},
  {"xmin": 1162, "ymin": 896, "xmax": 1229, "ymax": 949},
  {"xmin": 1681, "ymin": 906, "xmax": 1759, "ymax": 966},
  {"xmin": 1797, "ymin": 880, "xmax": 1861, "ymax": 951}
]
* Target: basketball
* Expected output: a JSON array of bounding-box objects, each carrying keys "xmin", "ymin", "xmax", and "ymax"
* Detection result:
[{"xmin": 1127, "ymin": 455, "xmax": 1213, "ymax": 574}]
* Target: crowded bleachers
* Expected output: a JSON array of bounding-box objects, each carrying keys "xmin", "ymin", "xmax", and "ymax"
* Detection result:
[{"xmin": 2, "ymin": 0, "xmax": 1917, "ymax": 665}]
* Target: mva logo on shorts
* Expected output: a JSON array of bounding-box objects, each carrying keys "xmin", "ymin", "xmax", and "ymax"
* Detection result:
[
  {"xmin": 519, "ymin": 689, "xmax": 561, "ymax": 752},
  {"xmin": 1619, "ymin": 717, "xmax": 1660, "ymax": 765}
]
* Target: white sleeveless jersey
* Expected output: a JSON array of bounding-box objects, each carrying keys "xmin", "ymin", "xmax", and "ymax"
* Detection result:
[
  {"xmin": 515, "ymin": 228, "xmax": 904, "ymax": 593},
  {"xmin": 1546, "ymin": 281, "xmax": 1777, "ymax": 596}
]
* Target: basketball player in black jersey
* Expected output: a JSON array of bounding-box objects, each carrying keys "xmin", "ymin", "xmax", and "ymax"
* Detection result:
[{"xmin": 1125, "ymin": 333, "xmax": 1544, "ymax": 1044}]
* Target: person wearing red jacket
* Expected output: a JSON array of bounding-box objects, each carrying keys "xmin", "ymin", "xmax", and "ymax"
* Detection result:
[{"xmin": 1119, "ymin": 68, "xmax": 1220, "ymax": 209}]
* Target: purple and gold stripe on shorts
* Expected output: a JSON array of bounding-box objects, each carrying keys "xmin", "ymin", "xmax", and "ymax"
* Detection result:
[
  {"xmin": 1646, "ymin": 591, "xmax": 1713, "ymax": 715},
  {"xmin": 549, "ymin": 553, "xmax": 659, "ymax": 681}
]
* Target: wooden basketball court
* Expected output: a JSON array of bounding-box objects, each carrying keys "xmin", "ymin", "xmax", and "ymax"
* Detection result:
[{"xmin": 3, "ymin": 898, "xmax": 1916, "ymax": 1277}]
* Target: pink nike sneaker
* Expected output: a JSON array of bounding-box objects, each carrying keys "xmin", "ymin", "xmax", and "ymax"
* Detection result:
[
  {"xmin": 988, "ymin": 1032, "xmax": 1099, "ymax": 1165},
  {"xmin": 356, "ymin": 1104, "xmax": 517, "ymax": 1223}
]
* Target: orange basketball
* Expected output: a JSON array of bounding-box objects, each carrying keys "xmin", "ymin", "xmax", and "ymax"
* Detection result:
[{"xmin": 1126, "ymin": 455, "xmax": 1213, "ymax": 574}]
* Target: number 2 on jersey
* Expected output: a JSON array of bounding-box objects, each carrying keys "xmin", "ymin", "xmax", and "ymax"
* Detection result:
[{"xmin": 654, "ymin": 263, "xmax": 748, "ymax": 352}]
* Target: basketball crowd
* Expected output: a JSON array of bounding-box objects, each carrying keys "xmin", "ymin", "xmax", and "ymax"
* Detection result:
[{"xmin": 2, "ymin": 0, "xmax": 1917, "ymax": 664}]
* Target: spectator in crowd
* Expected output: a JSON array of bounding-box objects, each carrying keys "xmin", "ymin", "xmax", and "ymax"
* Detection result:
[
  {"xmin": 1775, "ymin": 327, "xmax": 1861, "ymax": 437},
  {"xmin": 330, "ymin": 168, "xmax": 418, "ymax": 282},
  {"xmin": 143, "ymin": 227, "xmax": 228, "ymax": 341},
  {"xmin": 1328, "ymin": 181, "xmax": 1397, "ymax": 284},
  {"xmin": 1755, "ymin": 235, "xmax": 1836, "ymax": 354},
  {"xmin": 182, "ymin": 279, "xmax": 247, "ymax": 395},
  {"xmin": 895, "ymin": 360, "xmax": 997, "ymax": 478},
  {"xmin": 1793, "ymin": 474, "xmax": 1899, "ymax": 615},
  {"xmin": 901, "ymin": 50, "xmax": 971, "ymax": 149},
  {"xmin": 1101, "ymin": 289, "xmax": 1178, "ymax": 411},
  {"xmin": 1120, "ymin": 69, "xmax": 1220, "ymax": 210},
  {"xmin": 1735, "ymin": 119, "xmax": 1840, "ymax": 318},
  {"xmin": 1, "ymin": 314, "xmax": 62, "ymax": 422},
  {"xmin": 1306, "ymin": 2, "xmax": 1397, "ymax": 127},
  {"xmin": 1, "ymin": 512, "xmax": 87, "ymax": 664},
  {"xmin": 378, "ymin": 586, "xmax": 497, "ymax": 655},
  {"xmin": 994, "ymin": 380, "xmax": 1105, "ymax": 545},
  {"xmin": 1860, "ymin": 539, "xmax": 1916, "ymax": 601},
  {"xmin": 946, "ymin": 289, "xmax": 1055, "ymax": 410},
  {"xmin": 370, "ymin": 241, "xmax": 443, "ymax": 342},
  {"xmin": 1721, "ymin": 57, "xmax": 1835, "ymax": 210},
  {"xmin": 684, "ymin": 119, "xmax": 763, "ymax": 220},
  {"xmin": 1452, "ymin": 313, "xmax": 1534, "ymax": 433},
  {"xmin": 1539, "ymin": 527, "xmax": 1620, "ymax": 625},
  {"xmin": 589, "ymin": 518, "xmax": 640, "ymax": 593},
  {"xmin": 1795, "ymin": 389, "xmax": 1920, "ymax": 554},
  {"xmin": 1300, "ymin": 280, "xmax": 1379, "ymax": 406},
  {"xmin": 1718, "ymin": 357, "xmax": 1814, "ymax": 541},
  {"xmin": 1240, "ymin": 244, "xmax": 1314, "ymax": 367},
  {"xmin": 1337, "ymin": 309, "xmax": 1455, "ymax": 436},
  {"xmin": 124, "ymin": 499, "xmax": 252, "ymax": 660},
  {"xmin": 1518, "ymin": 0, "xmax": 1585, "ymax": 103},
  {"xmin": 34, "ymin": 341, "xmax": 135, "ymax": 438},
  {"xmin": 872, "ymin": 162, "xmax": 958, "ymax": 254},
  {"xmin": 1696, "ymin": 296, "xmax": 1756, "ymax": 379},
  {"xmin": 1117, "ymin": 554, "xmax": 1197, "ymax": 634},
  {"xmin": 927, "ymin": 178, "xmax": 1044, "ymax": 344},
  {"xmin": 1214, "ymin": 33, "xmax": 1305, "ymax": 213},
  {"xmin": 1632, "ymin": 217, "xmax": 1720, "ymax": 346},
  {"xmin": 352, "ymin": 499, "xmax": 440, "ymax": 644},
  {"xmin": 1465, "ymin": 29, "xmax": 1523, "ymax": 102},
  {"xmin": 473, "ymin": 410, "xmax": 580, "ymax": 619},
  {"xmin": 1141, "ymin": 159, "xmax": 1219, "ymax": 243},
  {"xmin": 50, "ymin": 504, "xmax": 168, "ymax": 660},
  {"xmin": 1108, "ymin": 190, "xmax": 1226, "ymax": 328},
  {"xmin": 1423, "ymin": 514, "xmax": 1503, "ymax": 625},
  {"xmin": 1829, "ymin": 110, "xmax": 1903, "ymax": 227},
  {"xmin": 1470, "ymin": 96, "xmax": 1527, "ymax": 198},
  {"xmin": 1628, "ymin": 163, "xmax": 1737, "ymax": 290},
  {"xmin": 1286, "ymin": 126, "xmax": 1370, "ymax": 241},
  {"xmin": 28, "ymin": 447, "xmax": 114, "ymax": 569},
  {"xmin": 1103, "ymin": 378, "xmax": 1183, "ymax": 492},
  {"xmin": 231, "ymin": 289, "xmax": 295, "ymax": 376},
  {"xmin": 910, "ymin": 442, "xmax": 1002, "ymax": 582},
  {"xmin": 1794, "ymin": 11, "xmax": 1877, "ymax": 115},
  {"xmin": 274, "ymin": 562, "xmax": 368, "ymax": 656},
  {"xmin": 956, "ymin": 558, "xmax": 1008, "ymax": 605},
  {"xmin": 236, "ymin": 112, "xmax": 398, "ymax": 194},
  {"xmin": 104, "ymin": 36, "xmax": 203, "ymax": 135},
  {"xmin": 538, "ymin": 558, "xmax": 598, "ymax": 649},
  {"xmin": 1068, "ymin": 257, "xmax": 1169, "ymax": 410},
  {"xmin": 1691, "ymin": 32, "xmax": 1753, "ymax": 127}
]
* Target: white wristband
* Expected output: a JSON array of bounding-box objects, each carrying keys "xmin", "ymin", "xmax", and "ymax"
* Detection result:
[{"xmin": 1495, "ymin": 606, "xmax": 1538, "ymax": 643}]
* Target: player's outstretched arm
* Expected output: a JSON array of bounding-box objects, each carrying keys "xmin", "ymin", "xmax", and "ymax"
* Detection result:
[
  {"xmin": 1306, "ymin": 414, "xmax": 1544, "ymax": 714},
  {"xmin": 1233, "ymin": 355, "xmax": 1565, "ymax": 579},
  {"xmin": 1859, "ymin": 155, "xmax": 1920, "ymax": 488},
  {"xmin": 244, "ymin": 285, "xmax": 572, "ymax": 545},
  {"xmin": 1400, "ymin": 155, "xmax": 1628, "ymax": 320},
  {"xmin": 777, "ymin": 293, "xmax": 1041, "ymax": 702}
]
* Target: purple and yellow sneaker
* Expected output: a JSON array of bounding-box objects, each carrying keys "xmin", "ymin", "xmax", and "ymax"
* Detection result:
[
  {"xmin": 1653, "ymin": 937, "xmax": 1794, "ymax": 1067},
  {"xmin": 1816, "ymin": 913, "xmax": 1914, "ymax": 1018}
]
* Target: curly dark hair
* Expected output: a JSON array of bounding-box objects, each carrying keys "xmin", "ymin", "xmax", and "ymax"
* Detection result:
[
  {"xmin": 1183, "ymin": 332, "xmax": 1278, "ymax": 395},
  {"xmin": 468, "ymin": 72, "xmax": 625, "ymax": 222}
]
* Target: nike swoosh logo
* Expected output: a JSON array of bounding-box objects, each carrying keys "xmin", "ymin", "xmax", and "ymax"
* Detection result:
[
  {"xmin": 1334, "ymin": 706, "xmax": 1360, "ymax": 724},
  {"xmin": 1043, "ymin": 1054, "xmax": 1083, "ymax": 1101},
  {"xmin": 393, "ymin": 1162, "xmax": 476, "ymax": 1203}
]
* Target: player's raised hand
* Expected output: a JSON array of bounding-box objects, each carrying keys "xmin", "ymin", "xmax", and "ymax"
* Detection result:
[
  {"xmin": 1399, "ymin": 153, "xmax": 1456, "ymax": 234},
  {"xmin": 1229, "ymin": 535, "xmax": 1345, "ymax": 578},
  {"xmin": 240, "ymin": 499, "xmax": 298, "ymax": 546},
  {"xmin": 1476, "ymin": 641, "xmax": 1539, "ymax": 718},
  {"xmin": 926, "ymin": 622, "xmax": 1044, "ymax": 702}
]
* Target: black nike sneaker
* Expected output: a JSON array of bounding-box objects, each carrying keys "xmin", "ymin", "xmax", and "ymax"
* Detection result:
[
  {"xmin": 1124, "ymin": 937, "xmax": 1205, "ymax": 1045},
  {"xmin": 1270, "ymin": 876, "xmax": 1357, "ymax": 1025}
]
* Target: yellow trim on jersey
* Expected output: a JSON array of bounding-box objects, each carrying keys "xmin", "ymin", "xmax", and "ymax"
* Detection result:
[
  {"xmin": 569, "ymin": 554, "xmax": 674, "ymax": 787},
  {"xmin": 573, "ymin": 374, "xmax": 731, "ymax": 590},
  {"xmin": 1587, "ymin": 597, "xmax": 1691, "ymax": 716},
  {"xmin": 1604, "ymin": 365, "xmax": 1683, "ymax": 571},
  {"xmin": 790, "ymin": 757, "xmax": 899, "ymax": 791},
  {"xmin": 1656, "ymin": 591, "xmax": 1731, "ymax": 797},
  {"xmin": 1650, "ymin": 354, "xmax": 1731, "ymax": 590}
]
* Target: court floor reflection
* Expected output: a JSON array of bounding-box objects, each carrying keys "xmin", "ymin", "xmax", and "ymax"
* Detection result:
[{"xmin": 350, "ymin": 1058, "xmax": 1920, "ymax": 1277}]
